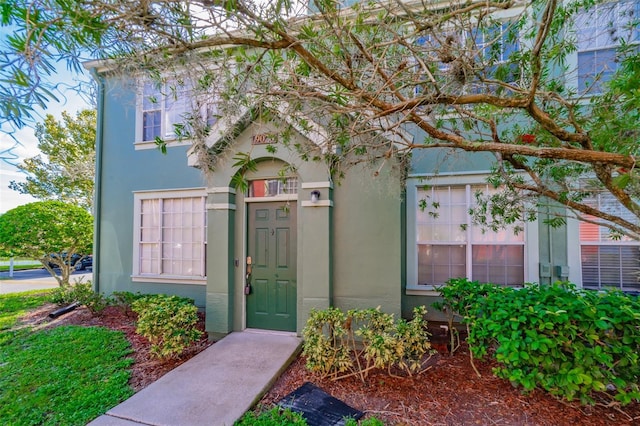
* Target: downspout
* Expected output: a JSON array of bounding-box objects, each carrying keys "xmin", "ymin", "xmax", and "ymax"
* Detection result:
[{"xmin": 89, "ymin": 68, "xmax": 105, "ymax": 294}]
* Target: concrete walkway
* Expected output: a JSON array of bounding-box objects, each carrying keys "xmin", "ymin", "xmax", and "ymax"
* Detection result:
[
  {"xmin": 0, "ymin": 273, "xmax": 92, "ymax": 294},
  {"xmin": 89, "ymin": 330, "xmax": 302, "ymax": 426}
]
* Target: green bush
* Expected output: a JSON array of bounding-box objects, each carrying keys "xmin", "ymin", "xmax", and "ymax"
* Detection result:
[
  {"xmin": 50, "ymin": 282, "xmax": 108, "ymax": 314},
  {"xmin": 437, "ymin": 278, "xmax": 640, "ymax": 405},
  {"xmin": 302, "ymin": 306, "xmax": 433, "ymax": 381},
  {"xmin": 235, "ymin": 407, "xmax": 307, "ymax": 425},
  {"xmin": 110, "ymin": 291, "xmax": 144, "ymax": 318},
  {"xmin": 110, "ymin": 291, "xmax": 144, "ymax": 307},
  {"xmin": 131, "ymin": 294, "xmax": 202, "ymax": 360}
]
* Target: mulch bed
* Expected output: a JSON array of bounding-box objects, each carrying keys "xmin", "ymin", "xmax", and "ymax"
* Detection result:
[
  {"xmin": 259, "ymin": 341, "xmax": 640, "ymax": 425},
  {"xmin": 17, "ymin": 304, "xmax": 640, "ymax": 425}
]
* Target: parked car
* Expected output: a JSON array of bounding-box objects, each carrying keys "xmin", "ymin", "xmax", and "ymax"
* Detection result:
[
  {"xmin": 47, "ymin": 253, "xmax": 83, "ymax": 269},
  {"xmin": 75, "ymin": 254, "xmax": 93, "ymax": 271}
]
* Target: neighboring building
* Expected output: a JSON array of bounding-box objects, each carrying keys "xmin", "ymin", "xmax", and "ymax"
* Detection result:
[{"xmin": 85, "ymin": 0, "xmax": 640, "ymax": 338}]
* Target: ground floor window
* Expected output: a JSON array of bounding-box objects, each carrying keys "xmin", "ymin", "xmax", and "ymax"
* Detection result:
[
  {"xmin": 579, "ymin": 192, "xmax": 640, "ymax": 292},
  {"xmin": 134, "ymin": 189, "xmax": 206, "ymax": 279},
  {"xmin": 414, "ymin": 184, "xmax": 525, "ymax": 287}
]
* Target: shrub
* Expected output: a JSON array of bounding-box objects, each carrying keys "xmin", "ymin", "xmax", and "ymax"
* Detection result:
[
  {"xmin": 234, "ymin": 407, "xmax": 306, "ymax": 425},
  {"xmin": 110, "ymin": 291, "xmax": 144, "ymax": 318},
  {"xmin": 50, "ymin": 282, "xmax": 108, "ymax": 314},
  {"xmin": 131, "ymin": 294, "xmax": 202, "ymax": 360},
  {"xmin": 437, "ymin": 278, "xmax": 640, "ymax": 405},
  {"xmin": 302, "ymin": 306, "xmax": 433, "ymax": 381}
]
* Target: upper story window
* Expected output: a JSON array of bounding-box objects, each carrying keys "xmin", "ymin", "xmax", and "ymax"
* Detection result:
[
  {"xmin": 576, "ymin": 0, "xmax": 640, "ymax": 93},
  {"xmin": 414, "ymin": 184, "xmax": 525, "ymax": 288},
  {"xmin": 579, "ymin": 192, "xmax": 640, "ymax": 292},
  {"xmin": 414, "ymin": 21, "xmax": 519, "ymax": 95},
  {"xmin": 473, "ymin": 22, "xmax": 520, "ymax": 64},
  {"xmin": 137, "ymin": 79, "xmax": 219, "ymax": 149}
]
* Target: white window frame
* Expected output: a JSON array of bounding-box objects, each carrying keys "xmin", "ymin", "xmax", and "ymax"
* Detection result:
[
  {"xmin": 577, "ymin": 192, "xmax": 640, "ymax": 292},
  {"xmin": 132, "ymin": 188, "xmax": 207, "ymax": 284},
  {"xmin": 571, "ymin": 0, "xmax": 640, "ymax": 94},
  {"xmin": 406, "ymin": 174, "xmax": 539, "ymax": 294},
  {"xmin": 135, "ymin": 79, "xmax": 219, "ymax": 150}
]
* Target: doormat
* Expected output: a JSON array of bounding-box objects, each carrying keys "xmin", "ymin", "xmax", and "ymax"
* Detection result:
[{"xmin": 278, "ymin": 382, "xmax": 364, "ymax": 426}]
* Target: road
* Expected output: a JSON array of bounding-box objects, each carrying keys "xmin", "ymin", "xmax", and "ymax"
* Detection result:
[{"xmin": 0, "ymin": 268, "xmax": 93, "ymax": 294}]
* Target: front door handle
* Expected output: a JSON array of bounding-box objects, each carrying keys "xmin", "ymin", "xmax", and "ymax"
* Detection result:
[{"xmin": 245, "ymin": 256, "xmax": 252, "ymax": 295}]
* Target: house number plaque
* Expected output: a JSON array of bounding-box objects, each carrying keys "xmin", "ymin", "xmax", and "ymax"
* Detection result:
[{"xmin": 252, "ymin": 134, "xmax": 273, "ymax": 145}]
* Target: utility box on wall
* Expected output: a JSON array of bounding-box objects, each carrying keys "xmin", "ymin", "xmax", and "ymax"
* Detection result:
[
  {"xmin": 555, "ymin": 265, "xmax": 570, "ymax": 279},
  {"xmin": 539, "ymin": 263, "xmax": 552, "ymax": 278}
]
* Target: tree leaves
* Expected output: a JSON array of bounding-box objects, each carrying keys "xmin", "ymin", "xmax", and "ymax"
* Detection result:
[{"xmin": 8, "ymin": 109, "xmax": 96, "ymax": 211}]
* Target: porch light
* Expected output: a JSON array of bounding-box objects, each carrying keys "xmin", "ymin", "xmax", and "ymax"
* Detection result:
[{"xmin": 310, "ymin": 190, "xmax": 321, "ymax": 203}]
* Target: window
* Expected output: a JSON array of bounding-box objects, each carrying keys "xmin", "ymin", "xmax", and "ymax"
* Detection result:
[
  {"xmin": 415, "ymin": 185, "xmax": 525, "ymax": 287},
  {"xmin": 579, "ymin": 192, "xmax": 640, "ymax": 292},
  {"xmin": 474, "ymin": 22, "xmax": 519, "ymax": 64},
  {"xmin": 414, "ymin": 21, "xmax": 519, "ymax": 97},
  {"xmin": 247, "ymin": 178, "xmax": 299, "ymax": 197},
  {"xmin": 134, "ymin": 190, "xmax": 207, "ymax": 280},
  {"xmin": 138, "ymin": 80, "xmax": 218, "ymax": 146},
  {"xmin": 576, "ymin": 0, "xmax": 640, "ymax": 93}
]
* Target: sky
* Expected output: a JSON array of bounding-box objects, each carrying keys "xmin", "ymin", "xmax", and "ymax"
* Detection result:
[{"xmin": 0, "ymin": 67, "xmax": 91, "ymax": 214}]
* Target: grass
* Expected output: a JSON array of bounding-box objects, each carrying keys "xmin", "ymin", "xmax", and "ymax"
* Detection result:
[
  {"xmin": 0, "ymin": 291, "xmax": 135, "ymax": 426},
  {"xmin": 0, "ymin": 289, "xmax": 52, "ymax": 331},
  {"xmin": 0, "ymin": 262, "xmax": 42, "ymax": 272}
]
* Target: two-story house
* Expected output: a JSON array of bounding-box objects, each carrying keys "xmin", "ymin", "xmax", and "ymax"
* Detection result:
[{"xmin": 85, "ymin": 0, "xmax": 640, "ymax": 339}]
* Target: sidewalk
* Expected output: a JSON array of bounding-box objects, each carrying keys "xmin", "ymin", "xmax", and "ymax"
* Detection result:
[
  {"xmin": 88, "ymin": 330, "xmax": 302, "ymax": 426},
  {"xmin": 0, "ymin": 273, "xmax": 92, "ymax": 294}
]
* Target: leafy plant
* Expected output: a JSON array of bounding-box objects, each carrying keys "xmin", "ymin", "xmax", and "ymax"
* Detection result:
[
  {"xmin": 302, "ymin": 306, "xmax": 433, "ymax": 382},
  {"xmin": 437, "ymin": 278, "xmax": 640, "ymax": 405},
  {"xmin": 110, "ymin": 291, "xmax": 144, "ymax": 317},
  {"xmin": 345, "ymin": 417, "xmax": 384, "ymax": 426},
  {"xmin": 234, "ymin": 407, "xmax": 307, "ymax": 426},
  {"xmin": 131, "ymin": 294, "xmax": 203, "ymax": 360},
  {"xmin": 50, "ymin": 282, "xmax": 108, "ymax": 314}
]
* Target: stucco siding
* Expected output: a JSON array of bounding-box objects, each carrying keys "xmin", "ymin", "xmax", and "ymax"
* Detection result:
[
  {"xmin": 332, "ymin": 165, "xmax": 403, "ymax": 316},
  {"xmin": 95, "ymin": 77, "xmax": 207, "ymax": 307}
]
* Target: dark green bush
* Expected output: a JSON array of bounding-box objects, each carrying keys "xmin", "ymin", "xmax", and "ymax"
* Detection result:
[
  {"xmin": 131, "ymin": 294, "xmax": 202, "ymax": 360},
  {"xmin": 110, "ymin": 291, "xmax": 144, "ymax": 307},
  {"xmin": 110, "ymin": 291, "xmax": 144, "ymax": 317},
  {"xmin": 437, "ymin": 278, "xmax": 640, "ymax": 405}
]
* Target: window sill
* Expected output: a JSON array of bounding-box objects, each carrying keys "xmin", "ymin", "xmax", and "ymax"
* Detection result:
[
  {"xmin": 131, "ymin": 275, "xmax": 206, "ymax": 285},
  {"xmin": 134, "ymin": 139, "xmax": 192, "ymax": 151},
  {"xmin": 405, "ymin": 286, "xmax": 441, "ymax": 297}
]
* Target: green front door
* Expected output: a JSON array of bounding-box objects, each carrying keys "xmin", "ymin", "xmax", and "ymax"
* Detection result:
[{"xmin": 246, "ymin": 202, "xmax": 297, "ymax": 331}]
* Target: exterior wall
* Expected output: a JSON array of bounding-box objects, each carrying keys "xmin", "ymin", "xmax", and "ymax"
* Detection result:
[
  {"xmin": 203, "ymin": 119, "xmax": 332, "ymax": 336},
  {"xmin": 402, "ymin": 137, "xmax": 569, "ymax": 321},
  {"xmin": 93, "ymin": 76, "xmax": 207, "ymax": 307},
  {"xmin": 332, "ymin": 165, "xmax": 402, "ymax": 315},
  {"xmin": 202, "ymin": 119, "xmax": 403, "ymax": 336}
]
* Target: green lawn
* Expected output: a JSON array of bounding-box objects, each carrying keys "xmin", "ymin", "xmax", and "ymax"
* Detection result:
[
  {"xmin": 0, "ymin": 291, "xmax": 135, "ymax": 426},
  {"xmin": 0, "ymin": 262, "xmax": 42, "ymax": 272},
  {"xmin": 0, "ymin": 289, "xmax": 52, "ymax": 331}
]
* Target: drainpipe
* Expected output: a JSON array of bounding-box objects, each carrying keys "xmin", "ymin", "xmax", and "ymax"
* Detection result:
[{"xmin": 89, "ymin": 68, "xmax": 105, "ymax": 294}]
